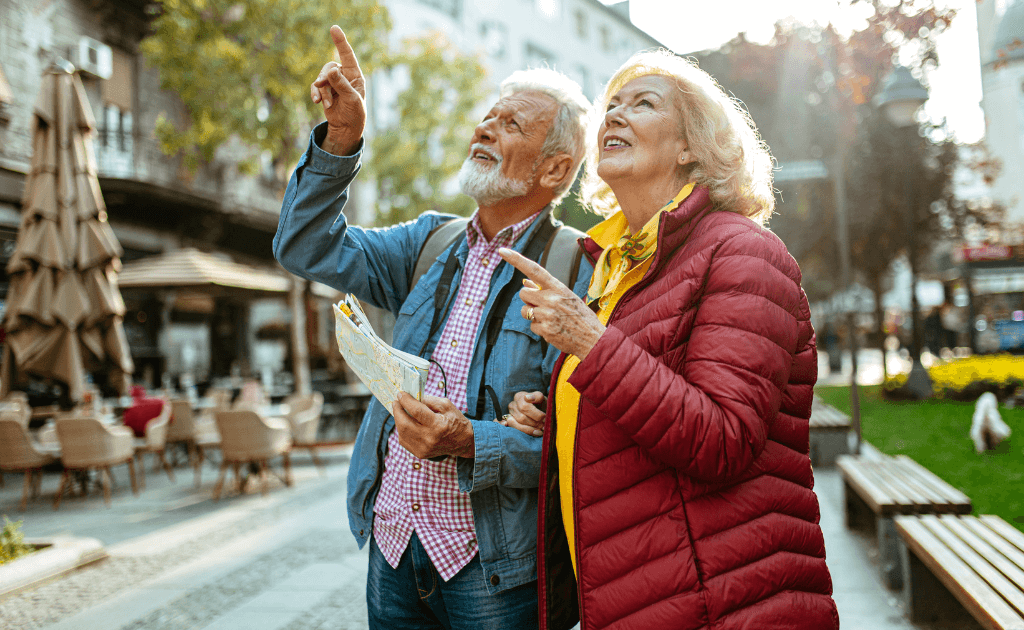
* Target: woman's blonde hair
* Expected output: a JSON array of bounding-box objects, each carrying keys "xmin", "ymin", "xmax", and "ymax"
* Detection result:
[{"xmin": 582, "ymin": 49, "xmax": 776, "ymax": 225}]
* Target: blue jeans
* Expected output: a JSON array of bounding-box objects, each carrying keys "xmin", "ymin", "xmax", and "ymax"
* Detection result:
[{"xmin": 367, "ymin": 534, "xmax": 539, "ymax": 630}]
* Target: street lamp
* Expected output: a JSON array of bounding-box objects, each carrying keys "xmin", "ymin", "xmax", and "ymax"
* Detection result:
[{"xmin": 875, "ymin": 65, "xmax": 933, "ymax": 399}]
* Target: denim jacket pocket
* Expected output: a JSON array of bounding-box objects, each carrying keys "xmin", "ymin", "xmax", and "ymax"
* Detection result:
[{"xmin": 489, "ymin": 310, "xmax": 547, "ymax": 404}]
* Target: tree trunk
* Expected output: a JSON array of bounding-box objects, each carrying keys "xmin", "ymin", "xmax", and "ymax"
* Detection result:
[
  {"xmin": 289, "ymin": 278, "xmax": 312, "ymax": 396},
  {"xmin": 870, "ymin": 273, "xmax": 888, "ymax": 381}
]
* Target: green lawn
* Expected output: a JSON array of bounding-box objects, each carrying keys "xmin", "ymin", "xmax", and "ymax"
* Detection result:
[{"xmin": 816, "ymin": 385, "xmax": 1024, "ymax": 532}]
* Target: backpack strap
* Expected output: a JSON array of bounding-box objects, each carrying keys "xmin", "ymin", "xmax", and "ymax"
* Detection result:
[
  {"xmin": 540, "ymin": 225, "xmax": 586, "ymax": 290},
  {"xmin": 410, "ymin": 217, "xmax": 471, "ymax": 293}
]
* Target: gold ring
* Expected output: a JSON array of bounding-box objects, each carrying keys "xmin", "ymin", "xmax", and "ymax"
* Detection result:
[{"xmin": 526, "ymin": 307, "xmax": 535, "ymax": 321}]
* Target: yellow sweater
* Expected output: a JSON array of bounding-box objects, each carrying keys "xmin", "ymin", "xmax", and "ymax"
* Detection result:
[{"xmin": 554, "ymin": 184, "xmax": 693, "ymax": 573}]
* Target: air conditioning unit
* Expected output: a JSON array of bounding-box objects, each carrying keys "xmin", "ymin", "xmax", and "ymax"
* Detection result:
[{"xmin": 74, "ymin": 37, "xmax": 113, "ymax": 80}]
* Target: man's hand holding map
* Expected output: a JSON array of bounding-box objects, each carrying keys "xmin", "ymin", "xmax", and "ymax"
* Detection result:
[{"xmin": 333, "ymin": 295, "xmax": 430, "ymax": 409}]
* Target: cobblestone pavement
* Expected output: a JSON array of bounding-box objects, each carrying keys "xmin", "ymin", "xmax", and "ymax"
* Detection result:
[
  {"xmin": 0, "ymin": 450, "xmax": 368, "ymax": 630},
  {"xmin": 0, "ymin": 441, "xmax": 938, "ymax": 630}
]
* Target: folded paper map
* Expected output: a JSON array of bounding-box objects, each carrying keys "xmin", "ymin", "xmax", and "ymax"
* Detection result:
[{"xmin": 333, "ymin": 295, "xmax": 430, "ymax": 409}]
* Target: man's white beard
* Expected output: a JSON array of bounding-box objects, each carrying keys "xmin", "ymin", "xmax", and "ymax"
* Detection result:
[{"xmin": 458, "ymin": 145, "xmax": 531, "ymax": 206}]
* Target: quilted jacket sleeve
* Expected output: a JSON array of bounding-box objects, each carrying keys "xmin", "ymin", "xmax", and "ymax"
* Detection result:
[{"xmin": 568, "ymin": 227, "xmax": 811, "ymax": 483}]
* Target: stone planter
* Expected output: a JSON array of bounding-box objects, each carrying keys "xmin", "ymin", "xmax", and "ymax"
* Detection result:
[{"xmin": 0, "ymin": 536, "xmax": 107, "ymax": 598}]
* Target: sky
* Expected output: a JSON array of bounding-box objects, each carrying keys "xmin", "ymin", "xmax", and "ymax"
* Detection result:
[{"xmin": 603, "ymin": 0, "xmax": 986, "ymax": 144}]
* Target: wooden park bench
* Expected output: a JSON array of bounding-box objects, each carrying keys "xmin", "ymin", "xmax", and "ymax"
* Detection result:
[
  {"xmin": 837, "ymin": 453, "xmax": 972, "ymax": 588},
  {"xmin": 809, "ymin": 396, "xmax": 852, "ymax": 466},
  {"xmin": 895, "ymin": 514, "xmax": 1024, "ymax": 629}
]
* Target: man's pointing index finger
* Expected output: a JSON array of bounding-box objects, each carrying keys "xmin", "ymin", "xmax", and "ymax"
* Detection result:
[{"xmin": 330, "ymin": 25, "xmax": 361, "ymax": 75}]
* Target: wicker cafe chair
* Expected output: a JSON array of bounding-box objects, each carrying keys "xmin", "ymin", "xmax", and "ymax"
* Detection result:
[
  {"xmin": 283, "ymin": 392, "xmax": 325, "ymax": 475},
  {"xmin": 212, "ymin": 409, "xmax": 292, "ymax": 500},
  {"xmin": 0, "ymin": 401, "xmax": 31, "ymax": 429},
  {"xmin": 134, "ymin": 398, "xmax": 175, "ymax": 489},
  {"xmin": 54, "ymin": 417, "xmax": 138, "ymax": 508},
  {"xmin": 167, "ymin": 400, "xmax": 220, "ymax": 487},
  {"xmin": 0, "ymin": 418, "xmax": 57, "ymax": 510}
]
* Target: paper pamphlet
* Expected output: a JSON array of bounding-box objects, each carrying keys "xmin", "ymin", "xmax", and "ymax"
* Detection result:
[{"xmin": 333, "ymin": 295, "xmax": 430, "ymax": 409}]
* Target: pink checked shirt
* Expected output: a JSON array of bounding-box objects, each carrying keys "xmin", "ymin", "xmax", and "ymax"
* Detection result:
[{"xmin": 372, "ymin": 210, "xmax": 540, "ymax": 581}]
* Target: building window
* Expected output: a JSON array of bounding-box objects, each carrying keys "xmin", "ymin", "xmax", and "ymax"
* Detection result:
[
  {"xmin": 599, "ymin": 25, "xmax": 611, "ymax": 53},
  {"xmin": 574, "ymin": 9, "xmax": 587, "ymax": 38},
  {"xmin": 417, "ymin": 0, "xmax": 461, "ymax": 19},
  {"xmin": 480, "ymin": 21, "xmax": 508, "ymax": 59},
  {"xmin": 97, "ymin": 48, "xmax": 134, "ymax": 177},
  {"xmin": 569, "ymin": 65, "xmax": 591, "ymax": 99},
  {"xmin": 525, "ymin": 42, "xmax": 557, "ymax": 69},
  {"xmin": 0, "ymin": 62, "xmax": 12, "ymax": 125}
]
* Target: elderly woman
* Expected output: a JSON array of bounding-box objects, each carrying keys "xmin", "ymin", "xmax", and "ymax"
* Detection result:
[{"xmin": 499, "ymin": 50, "xmax": 838, "ymax": 630}]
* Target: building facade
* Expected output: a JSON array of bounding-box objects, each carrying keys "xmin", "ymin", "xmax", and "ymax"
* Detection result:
[
  {"xmin": 0, "ymin": 0, "xmax": 664, "ymax": 389},
  {"xmin": 0, "ymin": 0, "xmax": 297, "ymax": 391},
  {"xmin": 977, "ymin": 0, "xmax": 1024, "ymax": 224}
]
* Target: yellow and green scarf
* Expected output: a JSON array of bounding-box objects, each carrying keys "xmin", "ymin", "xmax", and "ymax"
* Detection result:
[{"xmin": 587, "ymin": 184, "xmax": 694, "ymax": 303}]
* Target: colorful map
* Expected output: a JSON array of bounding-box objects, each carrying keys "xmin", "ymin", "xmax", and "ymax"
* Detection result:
[{"xmin": 333, "ymin": 297, "xmax": 429, "ymax": 409}]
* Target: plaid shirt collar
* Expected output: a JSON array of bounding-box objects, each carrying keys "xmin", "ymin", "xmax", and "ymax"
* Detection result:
[{"xmin": 466, "ymin": 208, "xmax": 543, "ymax": 249}]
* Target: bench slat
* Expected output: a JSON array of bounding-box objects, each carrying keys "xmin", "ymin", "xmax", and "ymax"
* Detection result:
[
  {"xmin": 896, "ymin": 467, "xmax": 964, "ymax": 511},
  {"xmin": 888, "ymin": 460, "xmax": 953, "ymax": 508},
  {"xmin": 838, "ymin": 456, "xmax": 898, "ymax": 515},
  {"xmin": 897, "ymin": 516, "xmax": 1024, "ymax": 630},
  {"xmin": 860, "ymin": 462, "xmax": 931, "ymax": 512},
  {"xmin": 941, "ymin": 515, "xmax": 1024, "ymax": 608},
  {"xmin": 923, "ymin": 516, "xmax": 1024, "ymax": 619},
  {"xmin": 897, "ymin": 455, "xmax": 972, "ymax": 510},
  {"xmin": 983, "ymin": 516, "xmax": 1024, "ymax": 556},
  {"xmin": 965, "ymin": 519, "xmax": 1024, "ymax": 572},
  {"xmin": 810, "ymin": 398, "xmax": 851, "ymax": 428}
]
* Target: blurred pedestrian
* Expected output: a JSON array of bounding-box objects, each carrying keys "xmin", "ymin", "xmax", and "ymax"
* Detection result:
[
  {"xmin": 274, "ymin": 25, "xmax": 594, "ymax": 630},
  {"xmin": 500, "ymin": 49, "xmax": 838, "ymax": 629},
  {"xmin": 823, "ymin": 319, "xmax": 842, "ymax": 374}
]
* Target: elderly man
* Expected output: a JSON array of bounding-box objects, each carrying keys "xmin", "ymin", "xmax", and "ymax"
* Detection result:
[{"xmin": 273, "ymin": 26, "xmax": 593, "ymax": 630}]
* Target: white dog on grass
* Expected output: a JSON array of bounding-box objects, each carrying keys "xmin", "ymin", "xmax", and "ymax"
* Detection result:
[{"xmin": 971, "ymin": 392, "xmax": 1012, "ymax": 453}]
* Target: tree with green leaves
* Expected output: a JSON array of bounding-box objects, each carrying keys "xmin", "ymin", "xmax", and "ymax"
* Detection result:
[
  {"xmin": 141, "ymin": 0, "xmax": 392, "ymax": 183},
  {"xmin": 694, "ymin": 1, "xmax": 1000, "ymax": 368},
  {"xmin": 369, "ymin": 35, "xmax": 489, "ymax": 224},
  {"xmin": 141, "ymin": 0, "xmax": 488, "ymax": 225}
]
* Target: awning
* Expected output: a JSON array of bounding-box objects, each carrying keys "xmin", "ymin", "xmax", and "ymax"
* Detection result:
[{"xmin": 117, "ymin": 247, "xmax": 339, "ymax": 298}]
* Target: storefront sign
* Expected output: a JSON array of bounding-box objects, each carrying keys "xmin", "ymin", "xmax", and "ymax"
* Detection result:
[
  {"xmin": 992, "ymin": 319, "xmax": 1024, "ymax": 350},
  {"xmin": 971, "ymin": 268, "xmax": 1024, "ymax": 294},
  {"xmin": 955, "ymin": 245, "xmax": 1013, "ymax": 263}
]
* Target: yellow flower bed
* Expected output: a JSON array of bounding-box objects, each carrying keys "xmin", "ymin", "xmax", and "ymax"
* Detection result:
[{"xmin": 883, "ymin": 354, "xmax": 1024, "ymax": 399}]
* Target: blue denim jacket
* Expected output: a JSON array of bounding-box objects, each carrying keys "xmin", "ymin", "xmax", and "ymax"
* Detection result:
[{"xmin": 273, "ymin": 124, "xmax": 593, "ymax": 593}]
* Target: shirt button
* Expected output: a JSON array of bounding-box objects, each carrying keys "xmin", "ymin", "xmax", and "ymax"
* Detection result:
[
  {"xmin": 481, "ymin": 258, "xmax": 489, "ymax": 266},
  {"xmin": 451, "ymin": 339, "xmax": 458, "ymax": 347},
  {"xmin": 465, "ymin": 298, "xmax": 472, "ymax": 305},
  {"xmin": 412, "ymin": 503, "xmax": 420, "ymax": 511},
  {"xmin": 490, "ymin": 575, "xmax": 500, "ymax": 586},
  {"xmin": 413, "ymin": 462, "xmax": 421, "ymax": 470}
]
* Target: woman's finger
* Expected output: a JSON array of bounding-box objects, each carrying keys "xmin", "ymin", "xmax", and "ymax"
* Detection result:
[
  {"xmin": 514, "ymin": 391, "xmax": 547, "ymax": 421},
  {"xmin": 507, "ymin": 403, "xmax": 543, "ymax": 429},
  {"xmin": 498, "ymin": 248, "xmax": 563, "ymax": 293},
  {"xmin": 502, "ymin": 413, "xmax": 543, "ymax": 437}
]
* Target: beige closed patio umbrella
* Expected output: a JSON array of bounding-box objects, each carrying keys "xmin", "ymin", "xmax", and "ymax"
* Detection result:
[{"xmin": 1, "ymin": 61, "xmax": 134, "ymax": 402}]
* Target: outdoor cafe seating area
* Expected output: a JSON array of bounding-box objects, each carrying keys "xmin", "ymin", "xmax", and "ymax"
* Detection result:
[{"xmin": 0, "ymin": 378, "xmax": 373, "ymax": 511}]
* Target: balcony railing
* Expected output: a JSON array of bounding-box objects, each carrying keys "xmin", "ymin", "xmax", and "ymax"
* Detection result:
[{"xmin": 92, "ymin": 130, "xmax": 282, "ymax": 223}]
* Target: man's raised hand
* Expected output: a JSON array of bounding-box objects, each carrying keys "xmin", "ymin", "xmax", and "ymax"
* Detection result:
[{"xmin": 311, "ymin": 25, "xmax": 365, "ymax": 156}]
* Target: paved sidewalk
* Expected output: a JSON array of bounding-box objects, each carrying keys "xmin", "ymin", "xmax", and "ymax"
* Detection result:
[{"xmin": 0, "ymin": 445, "xmax": 931, "ymax": 629}]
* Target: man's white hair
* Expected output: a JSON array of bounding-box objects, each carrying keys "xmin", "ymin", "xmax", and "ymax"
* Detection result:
[{"xmin": 499, "ymin": 68, "xmax": 593, "ymax": 203}]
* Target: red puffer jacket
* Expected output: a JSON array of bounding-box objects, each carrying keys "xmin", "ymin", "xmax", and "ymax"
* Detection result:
[{"xmin": 538, "ymin": 186, "xmax": 838, "ymax": 630}]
